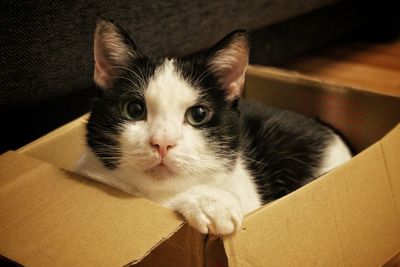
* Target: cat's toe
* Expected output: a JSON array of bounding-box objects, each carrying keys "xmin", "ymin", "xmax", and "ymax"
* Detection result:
[
  {"xmin": 187, "ymin": 210, "xmax": 212, "ymax": 234},
  {"xmin": 203, "ymin": 204, "xmax": 242, "ymax": 235}
]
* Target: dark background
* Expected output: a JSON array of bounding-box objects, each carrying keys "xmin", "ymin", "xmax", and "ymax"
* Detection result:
[{"xmin": 0, "ymin": 0, "xmax": 398, "ymax": 153}]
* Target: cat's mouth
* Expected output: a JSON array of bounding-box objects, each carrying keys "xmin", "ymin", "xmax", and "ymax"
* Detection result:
[{"xmin": 144, "ymin": 161, "xmax": 178, "ymax": 178}]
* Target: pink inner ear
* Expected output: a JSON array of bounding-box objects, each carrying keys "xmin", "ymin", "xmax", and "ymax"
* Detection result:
[
  {"xmin": 208, "ymin": 38, "xmax": 249, "ymax": 99},
  {"xmin": 93, "ymin": 21, "xmax": 136, "ymax": 89},
  {"xmin": 223, "ymin": 63, "xmax": 247, "ymax": 100},
  {"xmin": 94, "ymin": 38, "xmax": 117, "ymax": 89},
  {"xmin": 93, "ymin": 34, "xmax": 114, "ymax": 89},
  {"xmin": 94, "ymin": 59, "xmax": 113, "ymax": 89}
]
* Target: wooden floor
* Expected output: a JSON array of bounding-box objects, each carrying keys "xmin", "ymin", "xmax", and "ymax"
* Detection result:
[{"xmin": 280, "ymin": 40, "xmax": 400, "ymax": 97}]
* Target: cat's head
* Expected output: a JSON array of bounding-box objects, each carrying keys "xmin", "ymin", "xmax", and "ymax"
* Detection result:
[{"xmin": 87, "ymin": 20, "xmax": 249, "ymax": 184}]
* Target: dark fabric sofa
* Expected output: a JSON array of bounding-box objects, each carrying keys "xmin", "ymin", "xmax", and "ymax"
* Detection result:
[{"xmin": 0, "ymin": 0, "xmax": 394, "ymax": 153}]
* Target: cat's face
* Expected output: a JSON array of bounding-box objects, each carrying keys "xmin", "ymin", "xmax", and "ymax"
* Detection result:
[{"xmin": 87, "ymin": 20, "xmax": 249, "ymax": 182}]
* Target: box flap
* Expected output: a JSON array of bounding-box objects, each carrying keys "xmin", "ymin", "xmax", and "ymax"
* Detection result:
[
  {"xmin": 224, "ymin": 124, "xmax": 400, "ymax": 266},
  {"xmin": 17, "ymin": 115, "xmax": 88, "ymax": 172},
  {"xmin": 0, "ymin": 151, "xmax": 184, "ymax": 267}
]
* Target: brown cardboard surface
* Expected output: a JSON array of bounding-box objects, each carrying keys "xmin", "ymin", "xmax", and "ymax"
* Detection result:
[
  {"xmin": 0, "ymin": 151, "xmax": 184, "ymax": 267},
  {"xmin": 224, "ymin": 124, "xmax": 400, "ymax": 267},
  {"xmin": 245, "ymin": 65, "xmax": 400, "ymax": 152}
]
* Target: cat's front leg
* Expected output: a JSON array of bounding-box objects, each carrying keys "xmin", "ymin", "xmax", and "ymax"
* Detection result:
[{"xmin": 165, "ymin": 185, "xmax": 243, "ymax": 235}]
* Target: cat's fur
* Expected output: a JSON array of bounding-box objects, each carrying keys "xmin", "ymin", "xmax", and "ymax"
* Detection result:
[{"xmin": 76, "ymin": 20, "xmax": 352, "ymax": 235}]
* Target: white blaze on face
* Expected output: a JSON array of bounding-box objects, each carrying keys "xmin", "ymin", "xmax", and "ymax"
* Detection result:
[{"xmin": 145, "ymin": 59, "xmax": 199, "ymax": 145}]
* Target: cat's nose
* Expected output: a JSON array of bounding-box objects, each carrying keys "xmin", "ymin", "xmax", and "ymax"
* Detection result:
[{"xmin": 150, "ymin": 138, "xmax": 176, "ymax": 158}]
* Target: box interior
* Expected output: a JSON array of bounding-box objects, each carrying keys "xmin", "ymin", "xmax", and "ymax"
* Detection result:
[{"xmin": 245, "ymin": 65, "xmax": 400, "ymax": 153}]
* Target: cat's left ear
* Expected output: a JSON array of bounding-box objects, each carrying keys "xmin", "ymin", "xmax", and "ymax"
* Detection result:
[
  {"xmin": 207, "ymin": 30, "xmax": 249, "ymax": 100},
  {"xmin": 94, "ymin": 20, "xmax": 139, "ymax": 89}
]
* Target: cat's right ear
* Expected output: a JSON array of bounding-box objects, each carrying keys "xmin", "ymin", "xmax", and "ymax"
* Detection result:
[{"xmin": 94, "ymin": 20, "xmax": 139, "ymax": 89}]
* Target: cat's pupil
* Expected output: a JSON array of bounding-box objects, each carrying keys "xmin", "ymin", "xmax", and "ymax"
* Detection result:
[
  {"xmin": 191, "ymin": 107, "xmax": 206, "ymax": 122},
  {"xmin": 128, "ymin": 103, "xmax": 143, "ymax": 117},
  {"xmin": 186, "ymin": 105, "xmax": 211, "ymax": 126},
  {"xmin": 124, "ymin": 101, "xmax": 145, "ymax": 120}
]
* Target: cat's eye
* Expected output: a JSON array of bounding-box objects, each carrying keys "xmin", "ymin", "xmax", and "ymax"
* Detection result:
[
  {"xmin": 122, "ymin": 100, "xmax": 146, "ymax": 121},
  {"xmin": 185, "ymin": 105, "xmax": 212, "ymax": 126}
]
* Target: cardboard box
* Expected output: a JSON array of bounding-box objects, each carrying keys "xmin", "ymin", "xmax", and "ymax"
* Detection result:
[{"xmin": 1, "ymin": 65, "xmax": 400, "ymax": 266}]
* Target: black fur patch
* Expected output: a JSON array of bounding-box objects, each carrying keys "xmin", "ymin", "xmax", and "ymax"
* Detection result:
[
  {"xmin": 87, "ymin": 58, "xmax": 156, "ymax": 169},
  {"xmin": 239, "ymin": 100, "xmax": 333, "ymax": 203}
]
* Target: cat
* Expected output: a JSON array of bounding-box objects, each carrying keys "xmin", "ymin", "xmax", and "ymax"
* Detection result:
[{"xmin": 76, "ymin": 20, "xmax": 352, "ymax": 235}]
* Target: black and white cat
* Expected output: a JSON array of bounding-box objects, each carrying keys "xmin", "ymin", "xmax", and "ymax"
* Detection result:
[{"xmin": 76, "ymin": 20, "xmax": 352, "ymax": 235}]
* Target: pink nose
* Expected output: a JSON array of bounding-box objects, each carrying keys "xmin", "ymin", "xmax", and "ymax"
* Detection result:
[{"xmin": 150, "ymin": 138, "xmax": 176, "ymax": 158}]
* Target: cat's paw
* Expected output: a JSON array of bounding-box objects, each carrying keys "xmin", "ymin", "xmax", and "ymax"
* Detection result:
[{"xmin": 166, "ymin": 186, "xmax": 243, "ymax": 235}]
